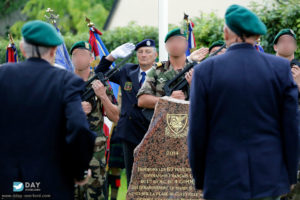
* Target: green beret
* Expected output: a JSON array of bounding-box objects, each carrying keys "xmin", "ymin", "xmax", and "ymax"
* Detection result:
[
  {"xmin": 164, "ymin": 28, "xmax": 187, "ymax": 43},
  {"xmin": 225, "ymin": 4, "xmax": 267, "ymax": 36},
  {"xmin": 209, "ymin": 40, "xmax": 225, "ymax": 52},
  {"xmin": 70, "ymin": 41, "xmax": 92, "ymax": 55},
  {"xmin": 273, "ymin": 29, "xmax": 296, "ymax": 44},
  {"xmin": 21, "ymin": 20, "xmax": 63, "ymax": 47}
]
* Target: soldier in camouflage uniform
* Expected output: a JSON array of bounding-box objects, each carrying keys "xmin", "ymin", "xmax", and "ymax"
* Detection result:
[
  {"xmin": 137, "ymin": 28, "xmax": 209, "ymax": 107},
  {"xmin": 71, "ymin": 41, "xmax": 120, "ymax": 200},
  {"xmin": 137, "ymin": 60, "xmax": 191, "ymax": 99}
]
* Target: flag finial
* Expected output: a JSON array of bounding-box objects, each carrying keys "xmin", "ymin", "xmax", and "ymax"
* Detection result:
[
  {"xmin": 184, "ymin": 13, "xmax": 189, "ymax": 21},
  {"xmin": 8, "ymin": 34, "xmax": 14, "ymax": 45},
  {"xmin": 86, "ymin": 17, "xmax": 94, "ymax": 27},
  {"xmin": 45, "ymin": 8, "xmax": 59, "ymax": 24}
]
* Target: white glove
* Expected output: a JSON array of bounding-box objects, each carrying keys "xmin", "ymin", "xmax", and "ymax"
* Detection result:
[{"xmin": 111, "ymin": 43, "xmax": 135, "ymax": 59}]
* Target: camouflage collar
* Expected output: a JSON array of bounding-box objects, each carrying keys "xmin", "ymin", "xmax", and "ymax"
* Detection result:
[{"xmin": 168, "ymin": 59, "xmax": 190, "ymax": 72}]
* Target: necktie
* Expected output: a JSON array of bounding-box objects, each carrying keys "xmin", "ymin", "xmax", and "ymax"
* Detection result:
[{"xmin": 140, "ymin": 71, "xmax": 146, "ymax": 87}]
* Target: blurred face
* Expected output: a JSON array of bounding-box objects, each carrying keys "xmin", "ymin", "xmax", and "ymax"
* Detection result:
[
  {"xmin": 209, "ymin": 46, "xmax": 226, "ymax": 56},
  {"xmin": 72, "ymin": 48, "xmax": 93, "ymax": 71},
  {"xmin": 274, "ymin": 35, "xmax": 297, "ymax": 57},
  {"xmin": 165, "ymin": 36, "xmax": 188, "ymax": 57},
  {"xmin": 136, "ymin": 47, "xmax": 157, "ymax": 67}
]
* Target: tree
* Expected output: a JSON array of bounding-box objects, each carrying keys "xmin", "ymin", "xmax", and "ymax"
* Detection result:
[
  {"xmin": 1, "ymin": 0, "xmax": 300, "ymax": 64},
  {"xmin": 250, "ymin": 0, "xmax": 300, "ymax": 55},
  {"xmin": 9, "ymin": 0, "xmax": 110, "ymax": 38},
  {"xmin": 0, "ymin": 0, "xmax": 27, "ymax": 18},
  {"xmin": 191, "ymin": 12, "xmax": 224, "ymax": 48}
]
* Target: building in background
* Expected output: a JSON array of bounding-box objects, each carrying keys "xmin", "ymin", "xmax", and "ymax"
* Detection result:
[{"xmin": 103, "ymin": 0, "xmax": 260, "ymax": 30}]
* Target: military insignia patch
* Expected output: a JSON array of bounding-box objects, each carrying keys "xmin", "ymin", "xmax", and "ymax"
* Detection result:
[
  {"xmin": 124, "ymin": 81, "xmax": 133, "ymax": 91},
  {"xmin": 146, "ymin": 40, "xmax": 151, "ymax": 46},
  {"xmin": 85, "ymin": 42, "xmax": 90, "ymax": 49},
  {"xmin": 165, "ymin": 114, "xmax": 188, "ymax": 138},
  {"xmin": 158, "ymin": 77, "xmax": 166, "ymax": 83},
  {"xmin": 180, "ymin": 29, "xmax": 184, "ymax": 34},
  {"xmin": 290, "ymin": 29, "xmax": 295, "ymax": 36}
]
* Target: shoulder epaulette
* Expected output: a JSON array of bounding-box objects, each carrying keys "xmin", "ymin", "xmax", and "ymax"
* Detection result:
[{"xmin": 156, "ymin": 62, "xmax": 163, "ymax": 68}]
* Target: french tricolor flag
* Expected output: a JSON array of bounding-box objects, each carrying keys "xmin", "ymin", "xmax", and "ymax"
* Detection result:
[{"xmin": 186, "ymin": 20, "xmax": 196, "ymax": 56}]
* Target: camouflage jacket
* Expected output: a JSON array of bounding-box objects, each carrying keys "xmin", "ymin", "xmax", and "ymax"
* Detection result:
[
  {"xmin": 85, "ymin": 71, "xmax": 114, "ymax": 137},
  {"xmin": 137, "ymin": 60, "xmax": 191, "ymax": 99}
]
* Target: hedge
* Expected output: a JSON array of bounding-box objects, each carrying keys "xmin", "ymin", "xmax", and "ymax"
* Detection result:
[{"xmin": 0, "ymin": 0, "xmax": 299, "ymax": 64}]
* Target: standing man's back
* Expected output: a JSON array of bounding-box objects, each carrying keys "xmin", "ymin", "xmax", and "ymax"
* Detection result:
[
  {"xmin": 188, "ymin": 5, "xmax": 299, "ymax": 200},
  {"xmin": 0, "ymin": 20, "xmax": 95, "ymax": 199}
]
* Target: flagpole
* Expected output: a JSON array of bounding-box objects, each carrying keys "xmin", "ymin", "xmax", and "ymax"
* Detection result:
[
  {"xmin": 44, "ymin": 8, "xmax": 74, "ymax": 71},
  {"xmin": 158, "ymin": 0, "xmax": 168, "ymax": 61}
]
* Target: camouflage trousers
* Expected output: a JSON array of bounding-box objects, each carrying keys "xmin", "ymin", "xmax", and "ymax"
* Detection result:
[
  {"xmin": 280, "ymin": 171, "xmax": 300, "ymax": 200},
  {"xmin": 283, "ymin": 183, "xmax": 300, "ymax": 200},
  {"xmin": 75, "ymin": 135, "xmax": 108, "ymax": 200}
]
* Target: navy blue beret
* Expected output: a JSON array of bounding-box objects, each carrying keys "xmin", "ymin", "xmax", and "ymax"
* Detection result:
[{"xmin": 135, "ymin": 39, "xmax": 155, "ymax": 51}]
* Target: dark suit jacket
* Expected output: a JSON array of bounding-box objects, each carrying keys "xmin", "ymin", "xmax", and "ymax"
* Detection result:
[
  {"xmin": 96, "ymin": 58, "xmax": 149, "ymax": 145},
  {"xmin": 188, "ymin": 43, "xmax": 299, "ymax": 200},
  {"xmin": 0, "ymin": 58, "xmax": 96, "ymax": 199}
]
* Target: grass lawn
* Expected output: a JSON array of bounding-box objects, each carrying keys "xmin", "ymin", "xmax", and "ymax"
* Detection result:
[
  {"xmin": 117, "ymin": 169, "xmax": 127, "ymax": 200},
  {"xmin": 108, "ymin": 169, "xmax": 127, "ymax": 200}
]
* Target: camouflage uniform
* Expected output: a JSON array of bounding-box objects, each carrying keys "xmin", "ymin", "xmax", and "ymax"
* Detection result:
[
  {"xmin": 137, "ymin": 60, "xmax": 191, "ymax": 99},
  {"xmin": 75, "ymin": 71, "xmax": 114, "ymax": 200},
  {"xmin": 282, "ymin": 182, "xmax": 300, "ymax": 200}
]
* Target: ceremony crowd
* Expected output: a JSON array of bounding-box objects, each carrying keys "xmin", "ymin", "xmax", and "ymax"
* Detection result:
[{"xmin": 0, "ymin": 4, "xmax": 300, "ymax": 200}]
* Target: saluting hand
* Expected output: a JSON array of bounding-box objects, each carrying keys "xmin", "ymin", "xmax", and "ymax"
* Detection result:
[
  {"xmin": 81, "ymin": 101, "xmax": 92, "ymax": 115},
  {"xmin": 111, "ymin": 43, "xmax": 135, "ymax": 59},
  {"xmin": 189, "ymin": 47, "xmax": 209, "ymax": 62},
  {"xmin": 292, "ymin": 65, "xmax": 300, "ymax": 91},
  {"xmin": 171, "ymin": 90, "xmax": 186, "ymax": 100},
  {"xmin": 92, "ymin": 80, "xmax": 107, "ymax": 99},
  {"xmin": 185, "ymin": 68, "xmax": 194, "ymax": 85}
]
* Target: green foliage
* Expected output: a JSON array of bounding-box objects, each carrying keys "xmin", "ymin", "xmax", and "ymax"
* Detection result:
[
  {"xmin": 191, "ymin": 12, "xmax": 224, "ymax": 48},
  {"xmin": 250, "ymin": 0, "xmax": 300, "ymax": 56},
  {"xmin": 0, "ymin": 23, "xmax": 158, "ymax": 64},
  {"xmin": 101, "ymin": 23, "xmax": 158, "ymax": 63},
  {"xmin": 1, "ymin": 0, "xmax": 300, "ymax": 64},
  {"xmin": 101, "ymin": 23, "xmax": 158, "ymax": 51},
  {"xmin": 8, "ymin": 0, "xmax": 111, "ymax": 38},
  {"xmin": 0, "ymin": 0, "xmax": 27, "ymax": 17},
  {"xmin": 9, "ymin": 21, "xmax": 26, "ymax": 39},
  {"xmin": 98, "ymin": 0, "xmax": 114, "ymax": 11}
]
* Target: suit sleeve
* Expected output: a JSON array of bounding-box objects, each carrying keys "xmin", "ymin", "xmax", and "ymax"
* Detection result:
[
  {"xmin": 62, "ymin": 72, "xmax": 96, "ymax": 181},
  {"xmin": 188, "ymin": 64, "xmax": 209, "ymax": 190},
  {"xmin": 281, "ymin": 64, "xmax": 299, "ymax": 185},
  {"xmin": 94, "ymin": 56, "xmax": 121, "ymax": 84}
]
